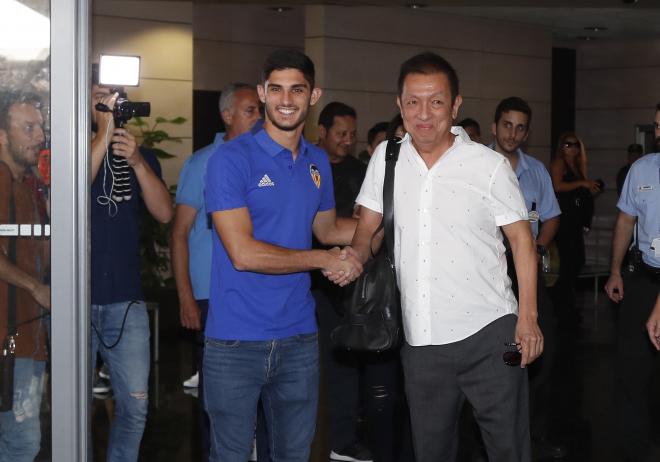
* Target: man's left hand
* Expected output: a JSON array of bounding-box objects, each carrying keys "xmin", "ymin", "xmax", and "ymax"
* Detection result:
[
  {"xmin": 515, "ymin": 314, "xmax": 543, "ymax": 367},
  {"xmin": 111, "ymin": 128, "xmax": 142, "ymax": 167}
]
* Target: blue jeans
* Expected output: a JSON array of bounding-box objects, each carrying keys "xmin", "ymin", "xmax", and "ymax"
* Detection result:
[
  {"xmin": 91, "ymin": 301, "xmax": 150, "ymax": 462},
  {"xmin": 203, "ymin": 332, "xmax": 319, "ymax": 462},
  {"xmin": 0, "ymin": 358, "xmax": 46, "ymax": 462}
]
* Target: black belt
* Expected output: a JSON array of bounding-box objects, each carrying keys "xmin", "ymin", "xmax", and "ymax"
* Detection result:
[{"xmin": 641, "ymin": 262, "xmax": 660, "ymax": 284}]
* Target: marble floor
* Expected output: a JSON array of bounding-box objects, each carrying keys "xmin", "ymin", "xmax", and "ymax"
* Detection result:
[{"xmin": 36, "ymin": 281, "xmax": 660, "ymax": 461}]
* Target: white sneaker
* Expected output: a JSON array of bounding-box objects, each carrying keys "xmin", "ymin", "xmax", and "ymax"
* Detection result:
[{"xmin": 183, "ymin": 371, "xmax": 199, "ymax": 388}]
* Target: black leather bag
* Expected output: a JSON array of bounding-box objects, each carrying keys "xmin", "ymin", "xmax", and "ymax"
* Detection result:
[{"xmin": 331, "ymin": 139, "xmax": 401, "ymax": 352}]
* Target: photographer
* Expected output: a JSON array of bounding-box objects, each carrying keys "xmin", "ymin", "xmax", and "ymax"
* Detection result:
[{"xmin": 90, "ymin": 65, "xmax": 172, "ymax": 461}]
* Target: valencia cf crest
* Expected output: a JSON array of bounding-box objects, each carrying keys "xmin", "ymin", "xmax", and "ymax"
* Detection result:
[{"xmin": 310, "ymin": 164, "xmax": 321, "ymax": 189}]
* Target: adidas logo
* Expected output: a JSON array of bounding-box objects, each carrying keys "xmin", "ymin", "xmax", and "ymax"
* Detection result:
[{"xmin": 258, "ymin": 174, "xmax": 275, "ymax": 187}]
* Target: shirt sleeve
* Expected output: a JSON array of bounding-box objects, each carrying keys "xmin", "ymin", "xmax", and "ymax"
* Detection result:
[
  {"xmin": 355, "ymin": 142, "xmax": 387, "ymax": 214},
  {"xmin": 489, "ymin": 158, "xmax": 529, "ymax": 226},
  {"xmin": 536, "ymin": 167, "xmax": 561, "ymax": 221},
  {"xmin": 205, "ymin": 144, "xmax": 249, "ymax": 213},
  {"xmin": 617, "ymin": 164, "xmax": 638, "ymax": 217},
  {"xmin": 175, "ymin": 156, "xmax": 201, "ymax": 209}
]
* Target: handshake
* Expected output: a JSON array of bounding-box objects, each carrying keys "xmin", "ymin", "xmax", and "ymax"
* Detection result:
[{"xmin": 321, "ymin": 246, "xmax": 363, "ymax": 287}]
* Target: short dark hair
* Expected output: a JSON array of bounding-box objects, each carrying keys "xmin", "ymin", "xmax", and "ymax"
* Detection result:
[
  {"xmin": 367, "ymin": 121, "xmax": 389, "ymax": 146},
  {"xmin": 494, "ymin": 96, "xmax": 532, "ymax": 125},
  {"xmin": 656, "ymin": 102, "xmax": 660, "ymax": 112},
  {"xmin": 386, "ymin": 113, "xmax": 404, "ymax": 140},
  {"xmin": 0, "ymin": 91, "xmax": 42, "ymax": 131},
  {"xmin": 318, "ymin": 102, "xmax": 356, "ymax": 129},
  {"xmin": 262, "ymin": 49, "xmax": 315, "ymax": 88},
  {"xmin": 627, "ymin": 143, "xmax": 643, "ymax": 155},
  {"xmin": 397, "ymin": 52, "xmax": 459, "ymax": 102},
  {"xmin": 457, "ymin": 118, "xmax": 480, "ymax": 135}
]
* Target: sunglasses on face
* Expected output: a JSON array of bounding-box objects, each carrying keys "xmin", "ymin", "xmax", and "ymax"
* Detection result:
[
  {"xmin": 503, "ymin": 342, "xmax": 522, "ymax": 366},
  {"xmin": 562, "ymin": 141, "xmax": 580, "ymax": 149}
]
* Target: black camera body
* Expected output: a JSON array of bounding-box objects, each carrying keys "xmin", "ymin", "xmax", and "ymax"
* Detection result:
[
  {"xmin": 94, "ymin": 89, "xmax": 150, "ymax": 128},
  {"xmin": 113, "ymin": 97, "xmax": 150, "ymax": 127}
]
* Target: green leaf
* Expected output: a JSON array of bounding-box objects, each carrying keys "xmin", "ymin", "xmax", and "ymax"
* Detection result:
[
  {"xmin": 155, "ymin": 116, "xmax": 168, "ymax": 124},
  {"xmin": 169, "ymin": 116, "xmax": 187, "ymax": 125},
  {"xmin": 131, "ymin": 117, "xmax": 148, "ymax": 127}
]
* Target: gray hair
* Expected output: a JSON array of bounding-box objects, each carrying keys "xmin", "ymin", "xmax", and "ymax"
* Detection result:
[{"xmin": 219, "ymin": 82, "xmax": 256, "ymax": 114}]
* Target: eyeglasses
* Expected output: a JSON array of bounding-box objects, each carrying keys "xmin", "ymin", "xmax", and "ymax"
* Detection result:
[
  {"xmin": 562, "ymin": 141, "xmax": 580, "ymax": 149},
  {"xmin": 503, "ymin": 342, "xmax": 521, "ymax": 366}
]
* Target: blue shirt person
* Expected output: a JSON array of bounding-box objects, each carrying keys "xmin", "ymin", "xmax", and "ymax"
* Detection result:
[
  {"xmin": 171, "ymin": 83, "xmax": 261, "ymax": 460},
  {"xmin": 202, "ymin": 49, "xmax": 361, "ymax": 462},
  {"xmin": 604, "ymin": 104, "xmax": 660, "ymax": 462}
]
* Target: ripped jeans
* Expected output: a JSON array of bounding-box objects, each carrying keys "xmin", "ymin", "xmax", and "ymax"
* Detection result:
[
  {"xmin": 0, "ymin": 358, "xmax": 46, "ymax": 462},
  {"xmin": 91, "ymin": 301, "xmax": 150, "ymax": 462}
]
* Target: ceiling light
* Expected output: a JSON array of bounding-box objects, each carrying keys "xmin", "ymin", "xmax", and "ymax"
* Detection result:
[
  {"xmin": 584, "ymin": 26, "xmax": 608, "ymax": 32},
  {"xmin": 269, "ymin": 6, "xmax": 292, "ymax": 13},
  {"xmin": 578, "ymin": 36, "xmax": 596, "ymax": 41},
  {"xmin": 407, "ymin": 3, "xmax": 428, "ymax": 9}
]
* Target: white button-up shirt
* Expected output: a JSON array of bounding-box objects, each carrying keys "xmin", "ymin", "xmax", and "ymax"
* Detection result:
[{"xmin": 356, "ymin": 127, "xmax": 528, "ymax": 346}]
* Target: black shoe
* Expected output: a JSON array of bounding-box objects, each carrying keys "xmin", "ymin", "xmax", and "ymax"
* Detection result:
[
  {"xmin": 92, "ymin": 376, "xmax": 111, "ymax": 394},
  {"xmin": 330, "ymin": 441, "xmax": 373, "ymax": 462}
]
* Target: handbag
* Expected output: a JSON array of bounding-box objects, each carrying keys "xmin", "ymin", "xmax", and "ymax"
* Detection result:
[
  {"xmin": 0, "ymin": 185, "xmax": 17, "ymax": 412},
  {"xmin": 331, "ymin": 139, "xmax": 401, "ymax": 352}
]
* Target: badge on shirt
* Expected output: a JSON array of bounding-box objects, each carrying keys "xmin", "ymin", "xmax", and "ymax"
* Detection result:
[
  {"xmin": 652, "ymin": 237, "xmax": 660, "ymax": 258},
  {"xmin": 310, "ymin": 164, "xmax": 321, "ymax": 189},
  {"xmin": 528, "ymin": 210, "xmax": 540, "ymax": 223},
  {"xmin": 639, "ymin": 185, "xmax": 653, "ymax": 191}
]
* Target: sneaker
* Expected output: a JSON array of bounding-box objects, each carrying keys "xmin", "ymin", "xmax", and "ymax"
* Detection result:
[
  {"xmin": 92, "ymin": 376, "xmax": 111, "ymax": 394},
  {"xmin": 183, "ymin": 371, "xmax": 199, "ymax": 388},
  {"xmin": 98, "ymin": 364, "xmax": 110, "ymax": 379},
  {"xmin": 330, "ymin": 441, "xmax": 373, "ymax": 462}
]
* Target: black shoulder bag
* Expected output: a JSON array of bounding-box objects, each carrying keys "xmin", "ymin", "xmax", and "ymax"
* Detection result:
[
  {"xmin": 331, "ymin": 139, "xmax": 402, "ymax": 352},
  {"xmin": 1, "ymin": 185, "xmax": 17, "ymax": 411}
]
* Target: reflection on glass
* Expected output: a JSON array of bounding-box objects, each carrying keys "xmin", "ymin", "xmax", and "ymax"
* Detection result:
[{"xmin": 0, "ymin": 0, "xmax": 51, "ymax": 460}]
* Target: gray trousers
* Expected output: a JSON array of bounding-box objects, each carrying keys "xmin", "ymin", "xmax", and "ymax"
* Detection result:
[{"xmin": 401, "ymin": 314, "xmax": 531, "ymax": 462}]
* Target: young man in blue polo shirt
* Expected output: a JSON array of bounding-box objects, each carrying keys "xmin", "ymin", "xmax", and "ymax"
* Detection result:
[{"xmin": 204, "ymin": 49, "xmax": 362, "ymax": 462}]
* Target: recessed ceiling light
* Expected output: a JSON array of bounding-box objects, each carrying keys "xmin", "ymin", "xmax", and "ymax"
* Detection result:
[
  {"xmin": 407, "ymin": 3, "xmax": 428, "ymax": 9},
  {"xmin": 584, "ymin": 26, "xmax": 608, "ymax": 32},
  {"xmin": 269, "ymin": 6, "xmax": 292, "ymax": 13},
  {"xmin": 578, "ymin": 36, "xmax": 596, "ymax": 41}
]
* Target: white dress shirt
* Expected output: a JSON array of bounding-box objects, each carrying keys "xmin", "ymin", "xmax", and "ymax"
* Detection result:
[{"xmin": 356, "ymin": 127, "xmax": 528, "ymax": 346}]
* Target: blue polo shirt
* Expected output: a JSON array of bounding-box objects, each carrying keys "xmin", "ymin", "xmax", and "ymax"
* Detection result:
[
  {"xmin": 91, "ymin": 147, "xmax": 163, "ymax": 305},
  {"xmin": 204, "ymin": 127, "xmax": 335, "ymax": 340},
  {"xmin": 490, "ymin": 145, "xmax": 561, "ymax": 239},
  {"xmin": 617, "ymin": 153, "xmax": 660, "ymax": 268},
  {"xmin": 175, "ymin": 132, "xmax": 226, "ymax": 300}
]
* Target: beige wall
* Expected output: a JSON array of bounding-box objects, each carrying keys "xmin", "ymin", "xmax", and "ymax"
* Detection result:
[
  {"xmin": 575, "ymin": 38, "xmax": 660, "ymax": 264},
  {"xmin": 305, "ymin": 6, "xmax": 553, "ymax": 156},
  {"xmin": 93, "ymin": 1, "xmax": 193, "ymax": 187}
]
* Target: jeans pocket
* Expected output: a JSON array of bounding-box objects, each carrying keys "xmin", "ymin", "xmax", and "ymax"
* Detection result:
[{"xmin": 205, "ymin": 338, "xmax": 241, "ymax": 348}]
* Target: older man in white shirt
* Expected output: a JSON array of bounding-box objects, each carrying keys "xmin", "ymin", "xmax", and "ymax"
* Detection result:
[{"xmin": 348, "ymin": 52, "xmax": 543, "ymax": 462}]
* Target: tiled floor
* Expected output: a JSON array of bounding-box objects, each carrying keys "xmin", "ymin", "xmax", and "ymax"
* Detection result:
[{"xmin": 37, "ymin": 282, "xmax": 660, "ymax": 461}]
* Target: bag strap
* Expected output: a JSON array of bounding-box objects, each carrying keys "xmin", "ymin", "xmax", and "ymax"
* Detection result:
[
  {"xmin": 382, "ymin": 139, "xmax": 401, "ymax": 262},
  {"xmin": 7, "ymin": 182, "xmax": 17, "ymax": 337}
]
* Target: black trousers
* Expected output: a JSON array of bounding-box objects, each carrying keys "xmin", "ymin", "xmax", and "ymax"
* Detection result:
[
  {"xmin": 615, "ymin": 269, "xmax": 660, "ymax": 461},
  {"xmin": 314, "ymin": 289, "xmax": 413, "ymax": 462},
  {"xmin": 402, "ymin": 314, "xmax": 531, "ymax": 462}
]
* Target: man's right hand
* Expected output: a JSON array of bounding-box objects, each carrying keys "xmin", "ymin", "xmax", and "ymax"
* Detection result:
[
  {"xmin": 605, "ymin": 273, "xmax": 624, "ymax": 303},
  {"xmin": 94, "ymin": 92, "xmax": 118, "ymax": 137},
  {"xmin": 322, "ymin": 247, "xmax": 363, "ymax": 287},
  {"xmin": 179, "ymin": 298, "xmax": 202, "ymax": 330}
]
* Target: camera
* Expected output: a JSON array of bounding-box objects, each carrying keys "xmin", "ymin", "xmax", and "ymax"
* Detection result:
[{"xmin": 96, "ymin": 90, "xmax": 150, "ymax": 127}]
